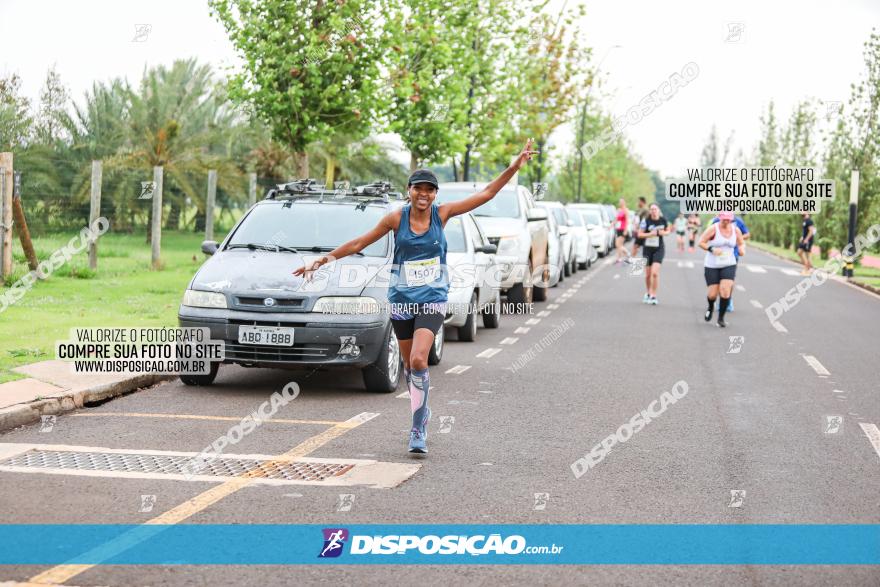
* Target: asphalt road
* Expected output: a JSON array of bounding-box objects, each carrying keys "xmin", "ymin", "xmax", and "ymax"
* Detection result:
[{"xmin": 1, "ymin": 246, "xmax": 879, "ymax": 586}]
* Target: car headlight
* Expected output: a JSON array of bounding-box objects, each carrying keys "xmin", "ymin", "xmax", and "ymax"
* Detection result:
[
  {"xmin": 182, "ymin": 289, "xmax": 227, "ymax": 309},
  {"xmin": 312, "ymin": 296, "xmax": 381, "ymax": 314},
  {"xmin": 496, "ymin": 235, "xmax": 522, "ymax": 257}
]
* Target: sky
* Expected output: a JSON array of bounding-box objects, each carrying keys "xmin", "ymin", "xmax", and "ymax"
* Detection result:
[{"xmin": 1, "ymin": 0, "xmax": 877, "ymax": 179}]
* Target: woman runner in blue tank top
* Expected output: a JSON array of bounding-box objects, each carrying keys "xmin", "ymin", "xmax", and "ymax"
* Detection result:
[{"xmin": 294, "ymin": 140, "xmax": 537, "ymax": 453}]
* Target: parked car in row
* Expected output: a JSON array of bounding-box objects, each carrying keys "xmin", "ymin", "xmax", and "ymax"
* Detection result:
[
  {"xmin": 435, "ymin": 182, "xmax": 550, "ymax": 305},
  {"xmin": 567, "ymin": 203, "xmax": 611, "ymax": 257},
  {"xmin": 179, "ymin": 180, "xmax": 406, "ymax": 393},
  {"xmin": 536, "ymin": 201, "xmax": 577, "ymax": 280},
  {"xmin": 566, "ymin": 207, "xmax": 596, "ymax": 269}
]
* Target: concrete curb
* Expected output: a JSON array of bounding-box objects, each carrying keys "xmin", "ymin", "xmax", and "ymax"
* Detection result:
[
  {"xmin": 0, "ymin": 374, "xmax": 174, "ymax": 433},
  {"xmin": 750, "ymin": 242, "xmax": 880, "ymax": 299}
]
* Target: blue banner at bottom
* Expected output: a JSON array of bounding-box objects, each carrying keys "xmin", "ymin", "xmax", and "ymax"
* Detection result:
[{"xmin": 0, "ymin": 525, "xmax": 878, "ymax": 565}]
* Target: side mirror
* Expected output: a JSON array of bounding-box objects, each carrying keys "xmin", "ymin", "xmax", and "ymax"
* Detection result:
[
  {"xmin": 527, "ymin": 207, "xmax": 548, "ymax": 222},
  {"xmin": 201, "ymin": 240, "xmax": 219, "ymax": 256},
  {"xmin": 477, "ymin": 244, "xmax": 498, "ymax": 254},
  {"xmin": 566, "ymin": 218, "xmax": 575, "ymax": 227},
  {"xmin": 558, "ymin": 226, "xmax": 569, "ymax": 236}
]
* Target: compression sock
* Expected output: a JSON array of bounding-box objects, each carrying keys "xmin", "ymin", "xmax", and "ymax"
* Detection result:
[
  {"xmin": 718, "ymin": 297, "xmax": 730, "ymax": 319},
  {"xmin": 409, "ymin": 368, "xmax": 430, "ymax": 432},
  {"xmin": 707, "ymin": 297, "xmax": 715, "ymax": 312},
  {"xmin": 403, "ymin": 366, "xmax": 412, "ymax": 388}
]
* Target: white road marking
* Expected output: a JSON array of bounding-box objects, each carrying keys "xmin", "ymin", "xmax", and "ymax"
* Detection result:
[
  {"xmin": 750, "ymin": 299, "xmax": 763, "ymax": 309},
  {"xmin": 677, "ymin": 261, "xmax": 684, "ymax": 268},
  {"xmin": 832, "ymin": 389, "xmax": 846, "ymax": 394},
  {"xmin": 445, "ymin": 365, "xmax": 471, "ymax": 375},
  {"xmin": 685, "ymin": 261, "xmax": 694, "ymax": 268},
  {"xmin": 558, "ymin": 297, "xmax": 568, "ymax": 304},
  {"xmin": 802, "ymin": 354, "xmax": 830, "ymax": 376},
  {"xmin": 613, "ymin": 274, "xmax": 620, "ymax": 279},
  {"xmin": 736, "ymin": 285, "xmax": 746, "ymax": 292},
  {"xmin": 548, "ymin": 304, "xmax": 560, "ymax": 309},
  {"xmin": 500, "ymin": 337, "xmax": 519, "ymax": 345},
  {"xmin": 514, "ymin": 327, "xmax": 531, "ymax": 334},
  {"xmin": 858, "ymin": 423, "xmax": 880, "ymax": 461},
  {"xmin": 771, "ymin": 321, "xmax": 788, "ymax": 333},
  {"xmin": 781, "ymin": 268, "xmax": 802, "ymax": 276},
  {"xmin": 476, "ymin": 348, "xmax": 502, "ymax": 358},
  {"xmin": 537, "ymin": 310, "xmax": 551, "ymax": 317},
  {"xmin": 746, "ymin": 265, "xmax": 767, "ymax": 273},
  {"xmin": 395, "ymin": 391, "xmax": 409, "ymax": 399},
  {"xmin": 525, "ymin": 318, "xmax": 541, "ymax": 325}
]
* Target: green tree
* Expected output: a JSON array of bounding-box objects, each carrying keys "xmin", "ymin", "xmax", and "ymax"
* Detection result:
[
  {"xmin": 209, "ymin": 0, "xmax": 391, "ymax": 178},
  {"xmin": 0, "ymin": 73, "xmax": 33, "ymax": 150}
]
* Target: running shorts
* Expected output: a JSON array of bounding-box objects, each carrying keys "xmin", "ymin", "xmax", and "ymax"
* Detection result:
[
  {"xmin": 643, "ymin": 247, "xmax": 664, "ymax": 265},
  {"xmin": 390, "ymin": 302, "xmax": 447, "ymax": 339},
  {"xmin": 797, "ymin": 239, "xmax": 813, "ymax": 252},
  {"xmin": 616, "ymin": 229, "xmax": 625, "ymax": 238},
  {"xmin": 704, "ymin": 265, "xmax": 737, "ymax": 285}
]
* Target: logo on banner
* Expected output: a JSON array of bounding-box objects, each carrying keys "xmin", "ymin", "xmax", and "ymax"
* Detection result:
[{"xmin": 318, "ymin": 528, "xmax": 349, "ymax": 558}]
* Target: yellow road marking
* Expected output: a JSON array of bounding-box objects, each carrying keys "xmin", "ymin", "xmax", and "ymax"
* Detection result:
[
  {"xmin": 71, "ymin": 412, "xmax": 342, "ymax": 425},
  {"xmin": 26, "ymin": 412, "xmax": 379, "ymax": 585}
]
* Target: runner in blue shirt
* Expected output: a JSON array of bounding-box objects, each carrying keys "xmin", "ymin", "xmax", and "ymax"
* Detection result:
[
  {"xmin": 295, "ymin": 140, "xmax": 537, "ymax": 453},
  {"xmin": 710, "ymin": 215, "xmax": 749, "ymax": 312}
]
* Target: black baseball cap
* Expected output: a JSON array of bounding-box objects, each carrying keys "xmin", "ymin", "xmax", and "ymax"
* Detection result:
[{"xmin": 407, "ymin": 169, "xmax": 439, "ymax": 189}]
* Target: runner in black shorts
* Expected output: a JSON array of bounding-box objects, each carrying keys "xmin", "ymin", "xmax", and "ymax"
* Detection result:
[
  {"xmin": 390, "ymin": 302, "xmax": 446, "ymax": 340},
  {"xmin": 637, "ymin": 203, "xmax": 671, "ymax": 305},
  {"xmin": 798, "ymin": 213, "xmax": 816, "ymax": 275}
]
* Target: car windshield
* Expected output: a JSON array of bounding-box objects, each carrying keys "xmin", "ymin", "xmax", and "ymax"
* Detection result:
[
  {"xmin": 227, "ymin": 201, "xmax": 389, "ymax": 257},
  {"xmin": 444, "ymin": 216, "xmax": 467, "ymax": 253},
  {"xmin": 568, "ymin": 211, "xmax": 584, "ymax": 227},
  {"xmin": 581, "ymin": 210, "xmax": 602, "ymax": 226},
  {"xmin": 436, "ymin": 188, "xmax": 520, "ymax": 218}
]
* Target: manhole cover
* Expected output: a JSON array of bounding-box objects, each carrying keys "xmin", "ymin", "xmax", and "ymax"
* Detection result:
[{"xmin": 0, "ymin": 450, "xmax": 354, "ymax": 481}]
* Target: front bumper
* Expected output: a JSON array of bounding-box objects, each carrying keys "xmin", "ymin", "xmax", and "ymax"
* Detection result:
[{"xmin": 178, "ymin": 305, "xmax": 389, "ymax": 368}]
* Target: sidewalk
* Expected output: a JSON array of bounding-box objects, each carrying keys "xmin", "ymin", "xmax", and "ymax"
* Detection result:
[{"xmin": 0, "ymin": 360, "xmax": 172, "ymax": 431}]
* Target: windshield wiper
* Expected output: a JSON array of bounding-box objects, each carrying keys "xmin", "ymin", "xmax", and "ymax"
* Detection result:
[
  {"xmin": 227, "ymin": 243, "xmax": 300, "ymax": 253},
  {"xmin": 303, "ymin": 245, "xmax": 363, "ymax": 257}
]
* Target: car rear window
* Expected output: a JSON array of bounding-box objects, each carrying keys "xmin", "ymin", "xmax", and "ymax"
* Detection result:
[
  {"xmin": 444, "ymin": 216, "xmax": 467, "ymax": 253},
  {"xmin": 227, "ymin": 202, "xmax": 389, "ymax": 257}
]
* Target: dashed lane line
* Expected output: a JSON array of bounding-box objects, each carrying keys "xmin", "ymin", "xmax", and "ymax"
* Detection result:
[
  {"xmin": 736, "ymin": 285, "xmax": 746, "ymax": 292},
  {"xmin": 499, "ymin": 337, "xmax": 519, "ymax": 345},
  {"xmin": 476, "ymin": 347, "xmax": 502, "ymax": 359},
  {"xmin": 750, "ymin": 300, "xmax": 763, "ymax": 309},
  {"xmin": 858, "ymin": 423, "xmax": 880, "ymax": 461},
  {"xmin": 771, "ymin": 321, "xmax": 788, "ymax": 333},
  {"xmin": 802, "ymin": 354, "xmax": 830, "ymax": 376},
  {"xmin": 745, "ymin": 265, "xmax": 767, "ymax": 273},
  {"xmin": 514, "ymin": 327, "xmax": 530, "ymax": 334},
  {"xmin": 71, "ymin": 412, "xmax": 342, "ymax": 426},
  {"xmin": 525, "ymin": 318, "xmax": 541, "ymax": 325},
  {"xmin": 445, "ymin": 365, "xmax": 471, "ymax": 375}
]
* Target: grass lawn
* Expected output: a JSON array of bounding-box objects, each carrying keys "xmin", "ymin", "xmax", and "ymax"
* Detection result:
[
  {"xmin": 751, "ymin": 241, "xmax": 880, "ymax": 289},
  {"xmin": 1, "ymin": 230, "xmax": 219, "ymax": 383}
]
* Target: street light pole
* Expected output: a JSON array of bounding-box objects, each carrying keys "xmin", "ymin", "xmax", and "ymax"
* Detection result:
[{"xmin": 575, "ymin": 45, "xmax": 621, "ymax": 203}]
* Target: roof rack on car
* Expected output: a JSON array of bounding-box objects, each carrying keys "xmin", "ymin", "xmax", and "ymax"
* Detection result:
[{"xmin": 264, "ymin": 178, "xmax": 329, "ymax": 200}]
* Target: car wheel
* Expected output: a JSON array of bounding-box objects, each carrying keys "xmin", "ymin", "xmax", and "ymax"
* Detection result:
[
  {"xmin": 458, "ymin": 294, "xmax": 478, "ymax": 342},
  {"xmin": 362, "ymin": 327, "xmax": 402, "ymax": 393},
  {"xmin": 482, "ymin": 290, "xmax": 501, "ymax": 328},
  {"xmin": 179, "ymin": 362, "xmax": 219, "ymax": 386},
  {"xmin": 506, "ymin": 259, "xmax": 533, "ymax": 308},
  {"xmin": 564, "ymin": 255, "xmax": 572, "ymax": 277},
  {"xmin": 533, "ymin": 254, "xmax": 549, "ymax": 301},
  {"xmin": 428, "ymin": 323, "xmax": 444, "ymax": 364}
]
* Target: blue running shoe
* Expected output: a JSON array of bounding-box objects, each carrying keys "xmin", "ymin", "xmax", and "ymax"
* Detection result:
[
  {"xmin": 727, "ymin": 299, "xmax": 734, "ymax": 312},
  {"xmin": 408, "ymin": 429, "xmax": 427, "ymax": 453}
]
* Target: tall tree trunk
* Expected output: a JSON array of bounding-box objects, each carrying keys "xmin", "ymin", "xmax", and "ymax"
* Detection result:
[
  {"xmin": 294, "ymin": 151, "xmax": 309, "ymax": 178},
  {"xmin": 166, "ymin": 200, "xmax": 181, "ymax": 230},
  {"xmin": 410, "ymin": 153, "xmax": 419, "ymax": 172},
  {"xmin": 325, "ymin": 155, "xmax": 335, "ymax": 187},
  {"xmin": 451, "ymin": 158, "xmax": 459, "ymax": 182}
]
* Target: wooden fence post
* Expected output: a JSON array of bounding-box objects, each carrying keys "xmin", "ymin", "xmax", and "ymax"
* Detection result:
[
  {"xmin": 151, "ymin": 166, "xmax": 163, "ymax": 269},
  {"xmin": 0, "ymin": 153, "xmax": 13, "ymax": 279},
  {"xmin": 205, "ymin": 169, "xmax": 217, "ymax": 241},
  {"xmin": 88, "ymin": 160, "xmax": 103, "ymax": 270},
  {"xmin": 11, "ymin": 171, "xmax": 38, "ymax": 273}
]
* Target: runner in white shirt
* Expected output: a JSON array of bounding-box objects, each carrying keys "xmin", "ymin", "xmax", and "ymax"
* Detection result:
[{"xmin": 698, "ymin": 212, "xmax": 744, "ymax": 328}]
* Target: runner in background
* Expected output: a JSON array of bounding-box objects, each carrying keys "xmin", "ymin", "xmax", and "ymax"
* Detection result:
[
  {"xmin": 631, "ymin": 197, "xmax": 649, "ymax": 258},
  {"xmin": 637, "ymin": 203, "xmax": 672, "ymax": 305},
  {"xmin": 710, "ymin": 214, "xmax": 749, "ymax": 312},
  {"xmin": 615, "ymin": 198, "xmax": 629, "ymax": 264},
  {"xmin": 700, "ymin": 211, "xmax": 745, "ymax": 328},
  {"xmin": 798, "ymin": 213, "xmax": 816, "ymax": 275},
  {"xmin": 687, "ymin": 214, "xmax": 702, "ymax": 252},
  {"xmin": 674, "ymin": 213, "xmax": 687, "ymax": 252}
]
